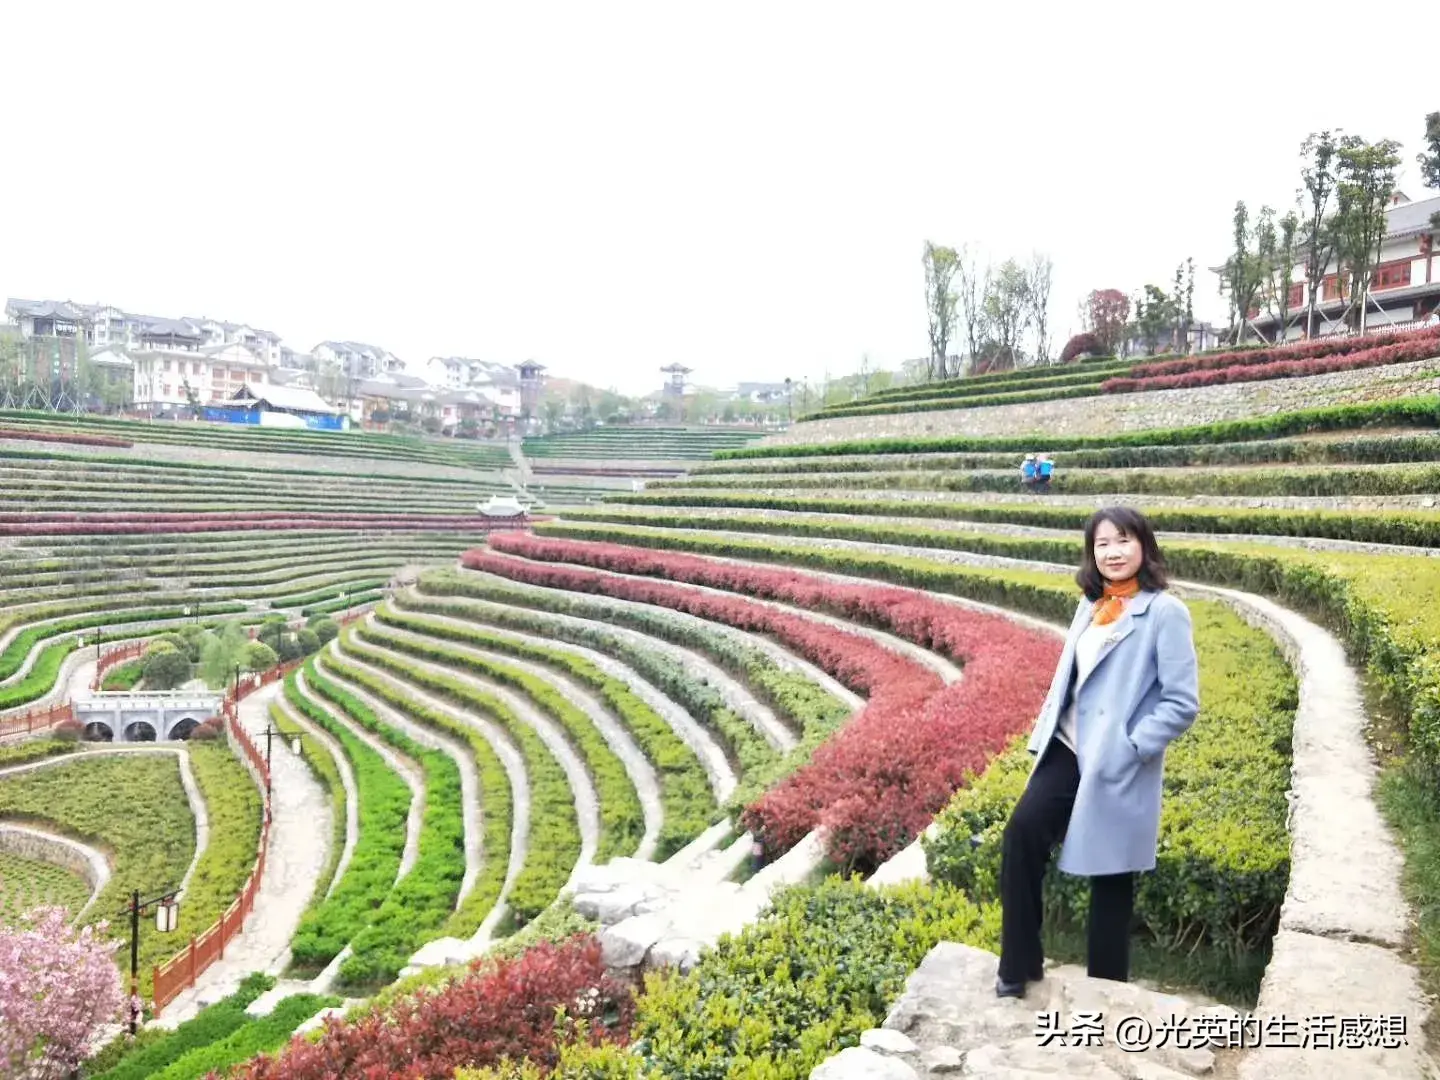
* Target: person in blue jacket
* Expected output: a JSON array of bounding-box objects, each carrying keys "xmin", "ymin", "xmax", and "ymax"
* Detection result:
[
  {"xmin": 1019, "ymin": 454, "xmax": 1037, "ymax": 489},
  {"xmin": 994, "ymin": 506, "xmax": 1200, "ymax": 998},
  {"xmin": 1036, "ymin": 455, "xmax": 1054, "ymax": 491}
]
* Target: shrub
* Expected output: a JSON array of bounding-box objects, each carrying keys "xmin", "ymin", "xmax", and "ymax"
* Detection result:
[
  {"xmin": 630, "ymin": 878, "xmax": 998, "ymax": 1080},
  {"xmin": 243, "ymin": 642, "xmax": 278, "ymax": 672},
  {"xmin": 473, "ymin": 534, "xmax": 1057, "ymax": 871},
  {"xmin": 1127, "ymin": 323, "xmax": 1440, "ymax": 380},
  {"xmin": 222, "ymin": 936, "xmax": 633, "ymax": 1080},
  {"xmin": 294, "ymin": 629, "xmax": 321, "ymax": 657},
  {"xmin": 306, "ymin": 617, "xmax": 339, "ymax": 646},
  {"xmin": 142, "ymin": 648, "xmax": 191, "ymax": 690},
  {"xmin": 1059, "ymin": 331, "xmax": 1104, "ymax": 364},
  {"xmin": 51, "ymin": 719, "xmax": 84, "ymax": 742}
]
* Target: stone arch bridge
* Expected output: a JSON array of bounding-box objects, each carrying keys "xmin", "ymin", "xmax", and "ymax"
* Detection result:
[{"xmin": 73, "ymin": 691, "xmax": 224, "ymax": 743}]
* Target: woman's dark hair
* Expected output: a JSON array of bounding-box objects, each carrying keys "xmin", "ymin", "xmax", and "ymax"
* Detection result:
[{"xmin": 1076, "ymin": 505, "xmax": 1169, "ymax": 600}]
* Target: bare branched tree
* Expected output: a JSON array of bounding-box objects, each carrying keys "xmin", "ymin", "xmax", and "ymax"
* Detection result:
[
  {"xmin": 956, "ymin": 243, "xmax": 990, "ymax": 377},
  {"xmin": 922, "ymin": 241, "xmax": 960, "ymax": 381},
  {"xmin": 1027, "ymin": 253, "xmax": 1054, "ymax": 364}
]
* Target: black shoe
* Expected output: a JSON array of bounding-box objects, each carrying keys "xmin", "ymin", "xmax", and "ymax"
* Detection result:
[{"xmin": 995, "ymin": 977, "xmax": 1027, "ymax": 999}]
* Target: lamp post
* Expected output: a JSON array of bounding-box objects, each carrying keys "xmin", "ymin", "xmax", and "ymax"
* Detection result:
[{"xmin": 118, "ymin": 888, "xmax": 180, "ymax": 1036}]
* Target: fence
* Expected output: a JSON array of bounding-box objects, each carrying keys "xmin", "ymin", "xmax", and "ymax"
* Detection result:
[
  {"xmin": 0, "ymin": 701, "xmax": 74, "ymax": 740},
  {"xmin": 150, "ymin": 658, "xmax": 302, "ymax": 1014},
  {"xmin": 92, "ymin": 640, "xmax": 146, "ymax": 689}
]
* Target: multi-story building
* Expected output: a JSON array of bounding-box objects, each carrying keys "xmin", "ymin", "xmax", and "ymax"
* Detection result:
[
  {"xmin": 1244, "ymin": 192, "xmax": 1440, "ymax": 341},
  {"xmin": 420, "ymin": 356, "xmax": 523, "ymax": 414},
  {"xmin": 312, "ymin": 340, "xmax": 405, "ymax": 380},
  {"xmin": 131, "ymin": 343, "xmax": 271, "ymax": 413}
]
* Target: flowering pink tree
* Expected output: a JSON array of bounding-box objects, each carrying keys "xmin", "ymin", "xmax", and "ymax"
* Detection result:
[{"xmin": 0, "ymin": 906, "xmax": 124, "ymax": 1080}]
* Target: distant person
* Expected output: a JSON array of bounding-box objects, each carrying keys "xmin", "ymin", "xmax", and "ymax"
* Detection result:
[
  {"xmin": 1036, "ymin": 455, "xmax": 1054, "ymax": 492},
  {"xmin": 1020, "ymin": 454, "xmax": 1037, "ymax": 490}
]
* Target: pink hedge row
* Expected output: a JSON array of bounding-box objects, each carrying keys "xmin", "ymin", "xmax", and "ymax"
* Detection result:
[
  {"xmin": 469, "ymin": 533, "xmax": 1058, "ymax": 870},
  {"xmin": 1103, "ymin": 331, "xmax": 1440, "ymax": 394},
  {"xmin": 1127, "ymin": 324, "xmax": 1440, "ymax": 380},
  {"xmin": 0, "ymin": 427, "xmax": 133, "ymax": 448}
]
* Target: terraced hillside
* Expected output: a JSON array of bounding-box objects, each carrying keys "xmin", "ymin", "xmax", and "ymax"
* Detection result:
[
  {"xmin": 7, "ymin": 363, "xmax": 1440, "ymax": 1079},
  {"xmin": 521, "ymin": 424, "xmax": 769, "ymax": 461}
]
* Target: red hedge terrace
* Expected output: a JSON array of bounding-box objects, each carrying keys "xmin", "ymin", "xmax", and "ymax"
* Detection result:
[{"xmin": 466, "ymin": 534, "xmax": 1059, "ymax": 870}]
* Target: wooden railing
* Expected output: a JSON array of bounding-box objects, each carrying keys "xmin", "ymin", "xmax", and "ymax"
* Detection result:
[
  {"xmin": 150, "ymin": 659, "xmax": 302, "ymax": 1014},
  {"xmin": 0, "ymin": 701, "xmax": 74, "ymax": 740},
  {"xmin": 92, "ymin": 640, "xmax": 146, "ymax": 689}
]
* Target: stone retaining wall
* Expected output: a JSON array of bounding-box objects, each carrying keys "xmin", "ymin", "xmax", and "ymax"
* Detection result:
[{"xmin": 0, "ymin": 822, "xmax": 110, "ymax": 920}]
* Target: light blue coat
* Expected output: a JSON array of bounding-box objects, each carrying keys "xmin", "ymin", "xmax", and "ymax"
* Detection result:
[{"xmin": 1025, "ymin": 589, "xmax": 1200, "ymax": 877}]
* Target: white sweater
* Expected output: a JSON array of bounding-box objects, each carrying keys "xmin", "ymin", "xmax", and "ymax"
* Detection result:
[{"xmin": 1055, "ymin": 618, "xmax": 1115, "ymax": 752}]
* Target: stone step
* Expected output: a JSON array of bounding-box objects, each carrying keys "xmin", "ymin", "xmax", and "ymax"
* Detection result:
[{"xmin": 661, "ymin": 818, "xmax": 733, "ymax": 870}]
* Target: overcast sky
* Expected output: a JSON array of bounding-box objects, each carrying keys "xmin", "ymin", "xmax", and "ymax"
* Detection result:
[{"xmin": 6, "ymin": 2, "xmax": 1436, "ymax": 397}]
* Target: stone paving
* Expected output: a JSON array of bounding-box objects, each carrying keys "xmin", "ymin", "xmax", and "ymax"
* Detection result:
[{"xmin": 155, "ymin": 682, "xmax": 331, "ymax": 1027}]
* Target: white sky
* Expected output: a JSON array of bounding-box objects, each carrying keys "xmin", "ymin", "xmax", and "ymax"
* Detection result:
[{"xmin": 6, "ymin": 1, "xmax": 1437, "ymax": 397}]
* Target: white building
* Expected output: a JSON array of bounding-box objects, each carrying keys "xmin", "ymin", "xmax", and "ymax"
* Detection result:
[
  {"xmin": 1243, "ymin": 192, "xmax": 1440, "ymax": 341},
  {"xmin": 132, "ymin": 342, "xmax": 271, "ymax": 412},
  {"xmin": 421, "ymin": 356, "xmax": 522, "ymax": 413},
  {"xmin": 312, "ymin": 340, "xmax": 405, "ymax": 379}
]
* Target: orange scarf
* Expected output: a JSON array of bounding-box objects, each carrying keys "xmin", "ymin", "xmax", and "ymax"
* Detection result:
[{"xmin": 1091, "ymin": 577, "xmax": 1140, "ymax": 626}]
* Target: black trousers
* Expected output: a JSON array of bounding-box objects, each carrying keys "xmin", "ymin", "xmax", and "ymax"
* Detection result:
[{"xmin": 997, "ymin": 737, "xmax": 1135, "ymax": 984}]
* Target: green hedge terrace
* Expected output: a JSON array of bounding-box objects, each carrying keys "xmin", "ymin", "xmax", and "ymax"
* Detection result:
[
  {"xmin": 282, "ymin": 671, "xmax": 411, "ymax": 978},
  {"xmin": 657, "ymin": 460, "xmax": 1440, "ymax": 498},
  {"xmin": 370, "ymin": 601, "xmax": 719, "ymax": 858},
  {"xmin": 812, "ymin": 363, "xmax": 1131, "ymax": 412},
  {"xmin": 798, "ymin": 381, "xmax": 1107, "ymax": 421},
  {"xmin": 840, "ymin": 355, "xmax": 1128, "ymax": 404},
  {"xmin": 300, "ymin": 652, "xmax": 512, "ymax": 942},
  {"xmin": 598, "ymin": 491, "xmax": 1440, "ymax": 547},
  {"xmin": 406, "ymin": 571, "xmax": 854, "ymax": 802},
  {"xmin": 144, "ymin": 991, "xmax": 342, "ymax": 1080},
  {"xmin": 0, "ymin": 446, "xmax": 495, "ymax": 487},
  {"xmin": 713, "ymin": 396, "xmax": 1440, "ymax": 459},
  {"xmin": 317, "ymin": 637, "xmax": 580, "ymax": 931},
  {"xmin": 299, "ymin": 662, "xmax": 466, "ymax": 990},
  {"xmin": 0, "ymin": 411, "xmax": 513, "ymax": 469},
  {"xmin": 690, "ymin": 431, "xmax": 1440, "ymax": 475},
  {"xmin": 337, "ymin": 622, "xmax": 647, "ymax": 863},
  {"xmin": 88, "ymin": 972, "xmax": 277, "ymax": 1080},
  {"xmin": 535, "ymin": 515, "xmax": 1440, "ymax": 782}
]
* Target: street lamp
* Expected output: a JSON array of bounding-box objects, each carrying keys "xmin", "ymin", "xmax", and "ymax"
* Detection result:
[{"xmin": 118, "ymin": 888, "xmax": 180, "ymax": 1035}]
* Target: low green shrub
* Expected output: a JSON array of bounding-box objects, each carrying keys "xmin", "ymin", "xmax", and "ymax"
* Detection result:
[
  {"xmin": 349, "ymin": 618, "xmax": 645, "ymax": 861},
  {"xmin": 283, "ymin": 669, "xmax": 411, "ymax": 977},
  {"xmin": 321, "ymin": 633, "xmax": 579, "ymax": 929},
  {"xmin": 301, "ymin": 661, "xmax": 465, "ymax": 990},
  {"xmin": 371, "ymin": 603, "xmax": 717, "ymax": 859},
  {"xmin": 146, "ymin": 992, "xmax": 342, "ymax": 1080},
  {"xmin": 307, "ymin": 652, "xmax": 512, "ymax": 941},
  {"xmin": 88, "ymin": 972, "xmax": 276, "ymax": 1080}
]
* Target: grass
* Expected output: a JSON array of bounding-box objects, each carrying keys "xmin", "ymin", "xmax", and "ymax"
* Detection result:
[{"xmin": 0, "ymin": 851, "xmax": 93, "ymax": 923}]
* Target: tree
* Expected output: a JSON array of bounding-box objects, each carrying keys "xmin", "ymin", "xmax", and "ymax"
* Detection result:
[
  {"xmin": 955, "ymin": 244, "xmax": 989, "ymax": 377},
  {"xmin": 1260, "ymin": 210, "xmax": 1300, "ymax": 342},
  {"xmin": 0, "ymin": 906, "xmax": 124, "ymax": 1080},
  {"xmin": 921, "ymin": 242, "xmax": 960, "ymax": 381},
  {"xmin": 1083, "ymin": 289, "xmax": 1130, "ymax": 355},
  {"xmin": 307, "ymin": 616, "xmax": 340, "ymax": 646},
  {"xmin": 1132, "ymin": 284, "xmax": 1178, "ymax": 355},
  {"xmin": 1220, "ymin": 201, "xmax": 1265, "ymax": 344},
  {"xmin": 142, "ymin": 642, "xmax": 191, "ymax": 690},
  {"xmin": 1334, "ymin": 135, "xmax": 1403, "ymax": 332},
  {"xmin": 200, "ymin": 622, "xmax": 251, "ymax": 690},
  {"xmin": 243, "ymin": 641, "xmax": 279, "ymax": 672},
  {"xmin": 1058, "ymin": 332, "xmax": 1104, "ymax": 364},
  {"xmin": 1298, "ymin": 130, "xmax": 1341, "ymax": 339},
  {"xmin": 1027, "ymin": 253, "xmax": 1054, "ymax": 364},
  {"xmin": 1420, "ymin": 110, "xmax": 1440, "ymax": 227},
  {"xmin": 981, "ymin": 259, "xmax": 1032, "ymax": 371}
]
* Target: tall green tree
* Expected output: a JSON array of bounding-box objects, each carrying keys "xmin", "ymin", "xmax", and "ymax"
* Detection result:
[
  {"xmin": 1298, "ymin": 131, "xmax": 1341, "ymax": 339},
  {"xmin": 1334, "ymin": 135, "xmax": 1403, "ymax": 332},
  {"xmin": 200, "ymin": 621, "xmax": 252, "ymax": 689},
  {"xmin": 1221, "ymin": 201, "xmax": 1265, "ymax": 344},
  {"xmin": 1259, "ymin": 210, "xmax": 1301, "ymax": 342},
  {"xmin": 982, "ymin": 259, "xmax": 1032, "ymax": 371},
  {"xmin": 1418, "ymin": 110, "xmax": 1440, "ymax": 227},
  {"xmin": 921, "ymin": 242, "xmax": 960, "ymax": 381}
]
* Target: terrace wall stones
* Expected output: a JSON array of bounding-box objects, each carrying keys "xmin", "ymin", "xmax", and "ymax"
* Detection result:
[{"xmin": 762, "ymin": 356, "xmax": 1440, "ymax": 446}]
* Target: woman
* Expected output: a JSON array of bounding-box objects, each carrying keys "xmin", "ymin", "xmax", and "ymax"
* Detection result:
[{"xmin": 995, "ymin": 506, "xmax": 1199, "ymax": 998}]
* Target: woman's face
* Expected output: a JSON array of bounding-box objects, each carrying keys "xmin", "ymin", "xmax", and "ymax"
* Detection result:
[{"xmin": 1093, "ymin": 519, "xmax": 1143, "ymax": 582}]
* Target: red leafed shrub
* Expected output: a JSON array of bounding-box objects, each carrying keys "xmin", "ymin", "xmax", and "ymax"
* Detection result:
[
  {"xmin": 222, "ymin": 935, "xmax": 632, "ymax": 1080},
  {"xmin": 0, "ymin": 427, "xmax": 132, "ymax": 448},
  {"xmin": 1103, "ymin": 330, "xmax": 1440, "ymax": 395},
  {"xmin": 469, "ymin": 534, "xmax": 1057, "ymax": 870},
  {"xmin": 1125, "ymin": 324, "xmax": 1440, "ymax": 381},
  {"xmin": 1058, "ymin": 332, "xmax": 1104, "ymax": 365}
]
